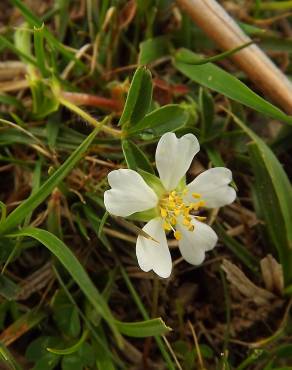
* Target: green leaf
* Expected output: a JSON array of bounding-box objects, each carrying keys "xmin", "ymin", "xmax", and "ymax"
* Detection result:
[
  {"xmin": 82, "ymin": 204, "xmax": 111, "ymax": 250},
  {"xmin": 7, "ymin": 227, "xmax": 121, "ymax": 343},
  {"xmin": 115, "ymin": 318, "xmax": 171, "ymax": 337},
  {"xmin": 174, "ymin": 48, "xmax": 292, "ymax": 125},
  {"xmin": 26, "ymin": 336, "xmax": 61, "ymax": 370},
  {"xmin": 122, "ymin": 139, "xmax": 154, "ymax": 173},
  {"xmin": 47, "ymin": 330, "xmax": 88, "ymax": 355},
  {"xmin": 0, "ymin": 126, "xmax": 101, "ymax": 234},
  {"xmin": 0, "ymin": 341, "xmax": 23, "ymax": 370},
  {"xmin": 139, "ymin": 36, "xmax": 169, "ymax": 65},
  {"xmin": 0, "ymin": 94, "xmax": 24, "ymax": 110},
  {"xmin": 176, "ymin": 41, "xmax": 253, "ymax": 65},
  {"xmin": 10, "ymin": 0, "xmax": 85, "ymax": 70},
  {"xmin": 0, "ymin": 36, "xmax": 35, "ymax": 66},
  {"xmin": 120, "ymin": 266, "xmax": 175, "ymax": 369},
  {"xmin": 52, "ymin": 290, "xmax": 81, "ymax": 338},
  {"xmin": 138, "ymin": 169, "xmax": 165, "ymax": 197},
  {"xmin": 0, "ymin": 275, "xmax": 20, "ymax": 300},
  {"xmin": 33, "ymin": 24, "xmax": 49, "ymax": 77},
  {"xmin": 119, "ymin": 66, "xmax": 152, "ymax": 128},
  {"xmin": 231, "ymin": 113, "xmax": 292, "ymax": 286},
  {"xmin": 249, "ymin": 143, "xmax": 292, "ymax": 285},
  {"xmin": 61, "ymin": 343, "xmax": 95, "ymax": 370},
  {"xmin": 127, "ymin": 104, "xmax": 189, "ymax": 136},
  {"xmin": 199, "ymin": 87, "xmax": 214, "ymax": 138}
]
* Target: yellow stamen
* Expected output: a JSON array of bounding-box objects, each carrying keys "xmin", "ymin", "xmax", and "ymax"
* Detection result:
[
  {"xmin": 183, "ymin": 218, "xmax": 191, "ymax": 226},
  {"xmin": 196, "ymin": 216, "xmax": 206, "ymax": 221},
  {"xmin": 198, "ymin": 200, "xmax": 206, "ymax": 207},
  {"xmin": 163, "ymin": 222, "xmax": 172, "ymax": 231},
  {"xmin": 159, "ymin": 188, "xmax": 206, "ymax": 239},
  {"xmin": 160, "ymin": 208, "xmax": 167, "ymax": 218},
  {"xmin": 170, "ymin": 217, "xmax": 177, "ymax": 225}
]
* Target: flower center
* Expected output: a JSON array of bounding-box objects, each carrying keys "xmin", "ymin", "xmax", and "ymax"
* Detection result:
[{"xmin": 159, "ymin": 189, "xmax": 206, "ymax": 240}]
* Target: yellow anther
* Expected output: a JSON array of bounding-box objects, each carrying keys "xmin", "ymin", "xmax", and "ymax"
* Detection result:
[
  {"xmin": 160, "ymin": 208, "xmax": 167, "ymax": 218},
  {"xmin": 183, "ymin": 218, "xmax": 191, "ymax": 226},
  {"xmin": 196, "ymin": 216, "xmax": 206, "ymax": 221},
  {"xmin": 170, "ymin": 217, "xmax": 177, "ymax": 225},
  {"xmin": 159, "ymin": 190, "xmax": 206, "ymax": 234},
  {"xmin": 198, "ymin": 200, "xmax": 206, "ymax": 207},
  {"xmin": 190, "ymin": 203, "xmax": 199, "ymax": 211},
  {"xmin": 163, "ymin": 222, "xmax": 172, "ymax": 231}
]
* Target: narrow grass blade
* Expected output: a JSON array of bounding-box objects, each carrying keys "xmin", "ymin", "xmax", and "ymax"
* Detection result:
[
  {"xmin": 0, "ymin": 342, "xmax": 23, "ymax": 370},
  {"xmin": 7, "ymin": 227, "xmax": 122, "ymax": 344},
  {"xmin": 230, "ymin": 112, "xmax": 292, "ymax": 286},
  {"xmin": 0, "ymin": 126, "xmax": 101, "ymax": 234},
  {"xmin": 34, "ymin": 24, "xmax": 49, "ymax": 77},
  {"xmin": 174, "ymin": 48, "xmax": 292, "ymax": 124}
]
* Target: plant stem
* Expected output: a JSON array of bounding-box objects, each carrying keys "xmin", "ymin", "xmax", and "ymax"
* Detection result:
[{"xmin": 58, "ymin": 96, "xmax": 122, "ymax": 137}]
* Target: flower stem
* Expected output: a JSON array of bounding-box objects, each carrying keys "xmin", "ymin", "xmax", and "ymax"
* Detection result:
[{"xmin": 58, "ymin": 95, "xmax": 122, "ymax": 137}]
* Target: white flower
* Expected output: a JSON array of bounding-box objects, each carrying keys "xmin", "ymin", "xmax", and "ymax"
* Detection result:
[{"xmin": 104, "ymin": 132, "xmax": 236, "ymax": 278}]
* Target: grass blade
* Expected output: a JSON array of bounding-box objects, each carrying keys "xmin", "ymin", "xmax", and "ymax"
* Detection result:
[
  {"xmin": 0, "ymin": 126, "xmax": 101, "ymax": 234},
  {"xmin": 230, "ymin": 112, "xmax": 292, "ymax": 286},
  {"xmin": 7, "ymin": 227, "xmax": 122, "ymax": 344},
  {"xmin": 174, "ymin": 48, "xmax": 292, "ymax": 125}
]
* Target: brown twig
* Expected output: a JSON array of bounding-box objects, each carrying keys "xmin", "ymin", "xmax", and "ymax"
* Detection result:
[{"xmin": 177, "ymin": 0, "xmax": 292, "ymax": 114}]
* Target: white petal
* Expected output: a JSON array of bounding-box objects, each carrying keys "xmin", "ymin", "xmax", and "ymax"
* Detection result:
[
  {"xmin": 177, "ymin": 218, "xmax": 218, "ymax": 265},
  {"xmin": 155, "ymin": 132, "xmax": 200, "ymax": 191},
  {"xmin": 136, "ymin": 218, "xmax": 172, "ymax": 278},
  {"xmin": 187, "ymin": 167, "xmax": 236, "ymax": 208},
  {"xmin": 104, "ymin": 169, "xmax": 158, "ymax": 217}
]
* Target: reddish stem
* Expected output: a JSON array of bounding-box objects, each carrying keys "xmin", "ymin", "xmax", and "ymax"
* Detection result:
[{"xmin": 61, "ymin": 91, "xmax": 123, "ymax": 112}]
